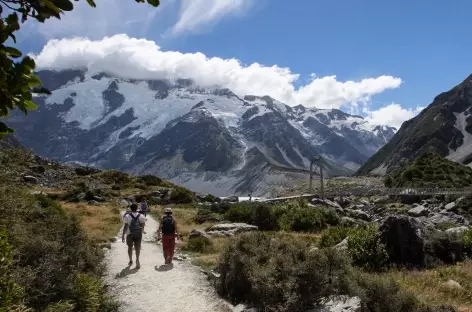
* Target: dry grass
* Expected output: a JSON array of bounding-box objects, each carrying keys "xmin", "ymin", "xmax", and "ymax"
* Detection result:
[
  {"xmin": 386, "ymin": 261, "xmax": 472, "ymax": 312},
  {"xmin": 61, "ymin": 201, "xmax": 122, "ymax": 243}
]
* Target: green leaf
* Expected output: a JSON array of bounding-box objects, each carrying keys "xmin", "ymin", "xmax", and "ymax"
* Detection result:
[
  {"xmin": 28, "ymin": 74, "xmax": 42, "ymax": 87},
  {"xmin": 24, "ymin": 100, "xmax": 38, "ymax": 110},
  {"xmin": 54, "ymin": 0, "xmax": 74, "ymax": 11},
  {"xmin": 42, "ymin": 0, "xmax": 61, "ymax": 13},
  {"xmin": 22, "ymin": 56, "xmax": 36, "ymax": 70},
  {"xmin": 147, "ymin": 0, "xmax": 160, "ymax": 7},
  {"xmin": 0, "ymin": 122, "xmax": 14, "ymax": 137},
  {"xmin": 86, "ymin": 0, "xmax": 97, "ymax": 7},
  {"xmin": 4, "ymin": 47, "xmax": 22, "ymax": 58}
]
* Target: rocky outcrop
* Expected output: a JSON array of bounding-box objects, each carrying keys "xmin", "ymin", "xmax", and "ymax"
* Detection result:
[{"xmin": 379, "ymin": 216, "xmax": 426, "ymax": 268}]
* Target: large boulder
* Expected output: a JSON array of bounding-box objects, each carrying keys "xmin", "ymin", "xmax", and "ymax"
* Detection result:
[
  {"xmin": 408, "ymin": 205, "xmax": 428, "ymax": 217},
  {"xmin": 379, "ymin": 216, "xmax": 425, "ymax": 268},
  {"xmin": 207, "ymin": 223, "xmax": 258, "ymax": 236}
]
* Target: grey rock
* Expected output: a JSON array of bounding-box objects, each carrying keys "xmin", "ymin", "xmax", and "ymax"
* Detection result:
[
  {"xmin": 380, "ymin": 215, "xmax": 425, "ymax": 268},
  {"xmin": 360, "ymin": 199, "xmax": 370, "ymax": 206},
  {"xmin": 443, "ymin": 279, "xmax": 462, "ymax": 290},
  {"xmin": 408, "ymin": 205, "xmax": 428, "ymax": 217},
  {"xmin": 346, "ymin": 209, "xmax": 371, "ymax": 221},
  {"xmin": 92, "ymin": 195, "xmax": 104, "ymax": 202},
  {"xmin": 208, "ymin": 223, "xmax": 258, "ymax": 232},
  {"xmin": 312, "ymin": 198, "xmax": 342, "ymax": 209},
  {"xmin": 310, "ymin": 295, "xmax": 361, "ymax": 312},
  {"xmin": 340, "ymin": 217, "xmax": 358, "ymax": 227},
  {"xmin": 23, "ymin": 175, "xmax": 38, "ymax": 184},
  {"xmin": 30, "ymin": 191, "xmax": 47, "ymax": 196},
  {"xmin": 189, "ymin": 229, "xmax": 211, "ymax": 239},
  {"xmin": 88, "ymin": 200, "xmax": 99, "ymax": 205},
  {"xmin": 334, "ymin": 238, "xmax": 348, "ymax": 251},
  {"xmin": 445, "ymin": 226, "xmax": 470, "ymax": 234},
  {"xmin": 444, "ymin": 202, "xmax": 456, "ymax": 211}
]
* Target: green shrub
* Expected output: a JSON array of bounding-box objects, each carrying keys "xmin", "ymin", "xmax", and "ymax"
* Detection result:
[
  {"xmin": 225, "ymin": 204, "xmax": 253, "ymax": 223},
  {"xmin": 348, "ymin": 224, "xmax": 388, "ymax": 271},
  {"xmin": 319, "ymin": 226, "xmax": 352, "ymax": 248},
  {"xmin": 137, "ymin": 175, "xmax": 162, "ymax": 186},
  {"xmin": 43, "ymin": 301, "xmax": 75, "ymax": 312},
  {"xmin": 465, "ymin": 227, "xmax": 472, "ymax": 249},
  {"xmin": 98, "ymin": 170, "xmax": 131, "ymax": 185},
  {"xmin": 203, "ymin": 194, "xmax": 216, "ymax": 202},
  {"xmin": 278, "ymin": 205, "xmax": 339, "ymax": 233},
  {"xmin": 0, "ymin": 231, "xmax": 24, "ymax": 310},
  {"xmin": 217, "ymin": 232, "xmax": 351, "ymax": 312},
  {"xmin": 182, "ymin": 236, "xmax": 214, "ymax": 253},
  {"xmin": 170, "ymin": 186, "xmax": 194, "ymax": 203},
  {"xmin": 252, "ymin": 203, "xmax": 278, "ymax": 231},
  {"xmin": 0, "ymin": 187, "xmax": 117, "ymax": 311},
  {"xmin": 194, "ymin": 208, "xmax": 214, "ymax": 224},
  {"xmin": 210, "ymin": 202, "xmax": 231, "ymax": 214},
  {"xmin": 349, "ymin": 271, "xmax": 418, "ymax": 312}
]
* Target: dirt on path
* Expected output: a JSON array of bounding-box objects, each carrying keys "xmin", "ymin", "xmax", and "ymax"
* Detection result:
[{"xmin": 104, "ymin": 212, "xmax": 231, "ymax": 312}]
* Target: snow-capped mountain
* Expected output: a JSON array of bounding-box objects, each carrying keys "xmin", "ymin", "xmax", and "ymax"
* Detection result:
[{"xmin": 7, "ymin": 69, "xmax": 395, "ymax": 196}]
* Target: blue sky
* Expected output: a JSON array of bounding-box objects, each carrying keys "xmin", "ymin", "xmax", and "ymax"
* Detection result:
[{"xmin": 14, "ymin": 0, "xmax": 472, "ymax": 128}]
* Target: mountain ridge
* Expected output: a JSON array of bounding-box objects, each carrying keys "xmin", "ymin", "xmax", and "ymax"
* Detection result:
[
  {"xmin": 357, "ymin": 73, "xmax": 472, "ymax": 176},
  {"xmin": 7, "ymin": 69, "xmax": 396, "ymax": 195}
]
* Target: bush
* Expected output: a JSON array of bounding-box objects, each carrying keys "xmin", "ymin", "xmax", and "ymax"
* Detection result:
[
  {"xmin": 0, "ymin": 231, "xmax": 24, "ymax": 310},
  {"xmin": 0, "ymin": 187, "xmax": 117, "ymax": 311},
  {"xmin": 137, "ymin": 175, "xmax": 162, "ymax": 186},
  {"xmin": 349, "ymin": 271, "xmax": 418, "ymax": 312},
  {"xmin": 278, "ymin": 205, "xmax": 340, "ymax": 233},
  {"xmin": 348, "ymin": 224, "xmax": 388, "ymax": 272},
  {"xmin": 98, "ymin": 170, "xmax": 131, "ymax": 185},
  {"xmin": 217, "ymin": 232, "xmax": 351, "ymax": 312},
  {"xmin": 252, "ymin": 203, "xmax": 278, "ymax": 231},
  {"xmin": 194, "ymin": 208, "xmax": 215, "ymax": 224},
  {"xmin": 210, "ymin": 202, "xmax": 231, "ymax": 214},
  {"xmin": 170, "ymin": 186, "xmax": 194, "ymax": 203},
  {"xmin": 424, "ymin": 231, "xmax": 472, "ymax": 267},
  {"xmin": 225, "ymin": 204, "xmax": 253, "ymax": 224},
  {"xmin": 465, "ymin": 227, "xmax": 472, "ymax": 248},
  {"xmin": 319, "ymin": 226, "xmax": 352, "ymax": 248},
  {"xmin": 182, "ymin": 236, "xmax": 214, "ymax": 253}
]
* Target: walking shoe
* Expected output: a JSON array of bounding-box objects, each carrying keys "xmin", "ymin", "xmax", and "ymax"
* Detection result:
[{"xmin": 136, "ymin": 260, "xmax": 141, "ymax": 269}]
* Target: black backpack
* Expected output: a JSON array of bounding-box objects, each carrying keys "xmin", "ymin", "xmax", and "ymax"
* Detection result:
[
  {"xmin": 129, "ymin": 213, "xmax": 142, "ymax": 235},
  {"xmin": 161, "ymin": 215, "xmax": 175, "ymax": 234}
]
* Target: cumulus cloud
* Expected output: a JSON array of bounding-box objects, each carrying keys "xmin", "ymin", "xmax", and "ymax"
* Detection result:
[
  {"xmin": 31, "ymin": 34, "xmax": 402, "ymax": 112},
  {"xmin": 19, "ymin": 0, "xmax": 175, "ymax": 40},
  {"xmin": 364, "ymin": 104, "xmax": 425, "ymax": 129},
  {"xmin": 169, "ymin": 0, "xmax": 254, "ymax": 35}
]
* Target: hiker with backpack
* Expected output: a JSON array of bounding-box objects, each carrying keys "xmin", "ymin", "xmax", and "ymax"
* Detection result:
[
  {"xmin": 140, "ymin": 200, "xmax": 149, "ymax": 218},
  {"xmin": 157, "ymin": 207, "xmax": 178, "ymax": 265},
  {"xmin": 122, "ymin": 203, "xmax": 146, "ymax": 269}
]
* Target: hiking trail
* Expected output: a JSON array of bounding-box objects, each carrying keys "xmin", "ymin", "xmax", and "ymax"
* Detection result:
[{"xmin": 104, "ymin": 212, "xmax": 231, "ymax": 312}]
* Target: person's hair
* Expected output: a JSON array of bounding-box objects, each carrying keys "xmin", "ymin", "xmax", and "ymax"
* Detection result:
[{"xmin": 130, "ymin": 203, "xmax": 138, "ymax": 211}]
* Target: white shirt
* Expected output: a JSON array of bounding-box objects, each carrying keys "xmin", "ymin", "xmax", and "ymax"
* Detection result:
[{"xmin": 123, "ymin": 212, "xmax": 146, "ymax": 235}]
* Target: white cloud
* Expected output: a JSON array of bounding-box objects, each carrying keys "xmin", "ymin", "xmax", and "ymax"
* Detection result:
[
  {"xmin": 364, "ymin": 104, "xmax": 424, "ymax": 129},
  {"xmin": 169, "ymin": 0, "xmax": 254, "ymax": 35},
  {"xmin": 31, "ymin": 34, "xmax": 402, "ymax": 111},
  {"xmin": 20, "ymin": 0, "xmax": 175, "ymax": 40}
]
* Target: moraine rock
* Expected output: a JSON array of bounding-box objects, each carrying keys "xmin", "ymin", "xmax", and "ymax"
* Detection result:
[
  {"xmin": 345, "ymin": 208, "xmax": 371, "ymax": 221},
  {"xmin": 380, "ymin": 216, "xmax": 425, "ymax": 268},
  {"xmin": 309, "ymin": 295, "xmax": 361, "ymax": 312},
  {"xmin": 312, "ymin": 198, "xmax": 342, "ymax": 209},
  {"xmin": 444, "ymin": 202, "xmax": 456, "ymax": 211},
  {"xmin": 207, "ymin": 223, "xmax": 258, "ymax": 236},
  {"xmin": 408, "ymin": 205, "xmax": 428, "ymax": 217},
  {"xmin": 23, "ymin": 175, "xmax": 38, "ymax": 184},
  {"xmin": 189, "ymin": 229, "xmax": 211, "ymax": 239}
]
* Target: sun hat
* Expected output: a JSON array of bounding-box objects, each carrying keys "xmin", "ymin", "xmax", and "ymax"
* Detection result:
[{"xmin": 164, "ymin": 207, "xmax": 173, "ymax": 213}]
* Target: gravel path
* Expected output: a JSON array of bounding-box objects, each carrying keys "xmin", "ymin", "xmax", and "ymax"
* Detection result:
[{"xmin": 104, "ymin": 213, "xmax": 231, "ymax": 312}]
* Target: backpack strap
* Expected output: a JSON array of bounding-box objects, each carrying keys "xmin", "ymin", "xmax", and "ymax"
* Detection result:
[{"xmin": 130, "ymin": 213, "xmax": 141, "ymax": 220}]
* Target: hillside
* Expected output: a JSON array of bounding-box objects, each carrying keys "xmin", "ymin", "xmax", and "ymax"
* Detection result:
[
  {"xmin": 6, "ymin": 69, "xmax": 396, "ymax": 196},
  {"xmin": 385, "ymin": 152, "xmax": 472, "ymax": 188},
  {"xmin": 357, "ymin": 74, "xmax": 472, "ymax": 176}
]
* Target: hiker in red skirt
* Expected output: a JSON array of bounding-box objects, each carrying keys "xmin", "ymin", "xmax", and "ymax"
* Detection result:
[{"xmin": 157, "ymin": 207, "xmax": 179, "ymax": 264}]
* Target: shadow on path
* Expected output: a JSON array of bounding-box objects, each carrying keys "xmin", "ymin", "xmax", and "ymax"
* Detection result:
[
  {"xmin": 155, "ymin": 263, "xmax": 174, "ymax": 272},
  {"xmin": 116, "ymin": 266, "xmax": 139, "ymax": 278}
]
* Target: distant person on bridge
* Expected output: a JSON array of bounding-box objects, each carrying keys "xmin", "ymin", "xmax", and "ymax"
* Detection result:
[
  {"xmin": 122, "ymin": 204, "xmax": 146, "ymax": 269},
  {"xmin": 157, "ymin": 207, "xmax": 179, "ymax": 265}
]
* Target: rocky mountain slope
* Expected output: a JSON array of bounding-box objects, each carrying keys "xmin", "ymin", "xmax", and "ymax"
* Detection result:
[
  {"xmin": 7, "ymin": 69, "xmax": 395, "ymax": 195},
  {"xmin": 357, "ymin": 74, "xmax": 472, "ymax": 176}
]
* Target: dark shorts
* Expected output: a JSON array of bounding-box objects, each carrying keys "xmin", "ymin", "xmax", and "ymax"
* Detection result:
[{"xmin": 126, "ymin": 232, "xmax": 142, "ymax": 249}]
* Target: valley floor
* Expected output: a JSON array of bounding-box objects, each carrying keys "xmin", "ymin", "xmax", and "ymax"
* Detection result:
[{"xmin": 103, "ymin": 213, "xmax": 230, "ymax": 312}]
